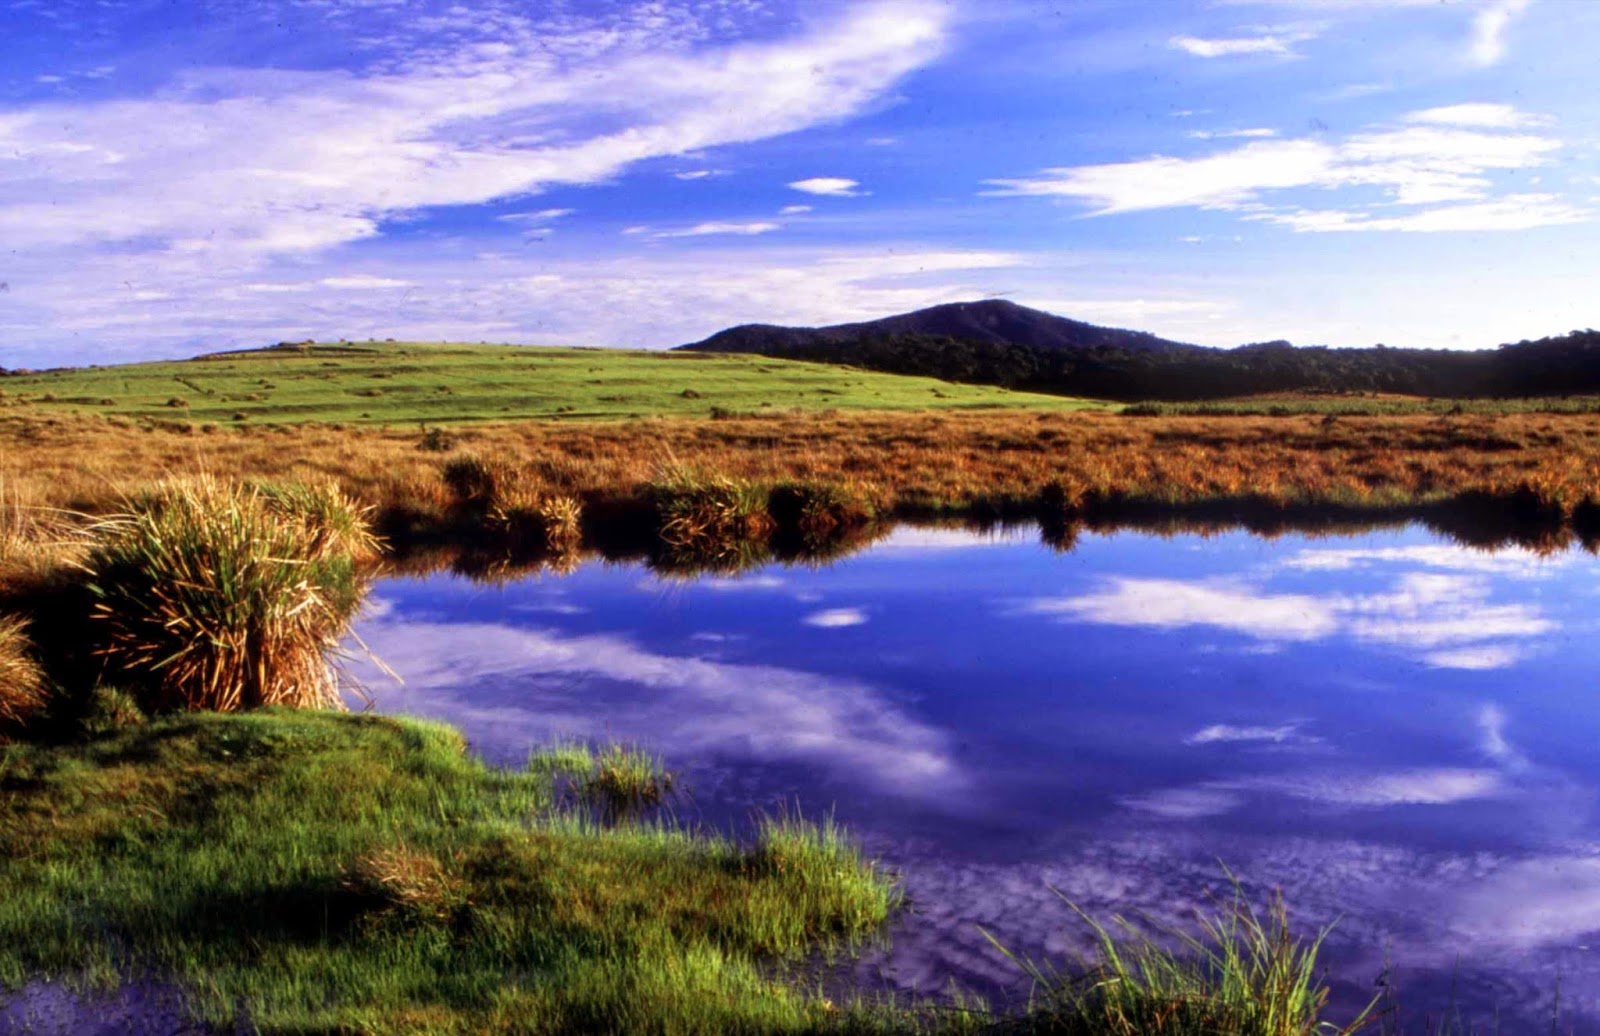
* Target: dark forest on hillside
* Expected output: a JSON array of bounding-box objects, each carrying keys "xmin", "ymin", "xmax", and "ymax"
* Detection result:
[{"xmin": 686, "ymin": 327, "xmax": 1600, "ymax": 401}]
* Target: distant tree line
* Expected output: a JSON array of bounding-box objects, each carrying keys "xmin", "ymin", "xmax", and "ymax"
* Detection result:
[{"xmin": 714, "ymin": 329, "xmax": 1600, "ymax": 400}]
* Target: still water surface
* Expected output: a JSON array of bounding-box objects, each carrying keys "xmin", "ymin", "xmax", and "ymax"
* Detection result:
[{"xmin": 352, "ymin": 526, "xmax": 1600, "ymax": 1028}]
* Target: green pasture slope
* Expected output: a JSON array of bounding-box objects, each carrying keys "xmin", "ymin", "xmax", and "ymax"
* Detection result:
[{"xmin": 0, "ymin": 341, "xmax": 1101, "ymax": 425}]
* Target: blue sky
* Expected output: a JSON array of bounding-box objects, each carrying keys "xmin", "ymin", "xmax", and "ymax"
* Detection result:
[{"xmin": 3, "ymin": 0, "xmax": 1598, "ymax": 366}]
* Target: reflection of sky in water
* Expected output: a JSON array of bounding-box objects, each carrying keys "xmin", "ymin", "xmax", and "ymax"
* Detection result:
[{"xmin": 349, "ymin": 526, "xmax": 1600, "ymax": 1028}]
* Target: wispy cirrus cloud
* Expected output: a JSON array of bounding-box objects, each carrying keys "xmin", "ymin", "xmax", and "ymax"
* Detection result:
[
  {"xmin": 0, "ymin": 5, "xmax": 941, "ymax": 254},
  {"xmin": 984, "ymin": 104, "xmax": 1582, "ymax": 233},
  {"xmin": 652, "ymin": 220, "xmax": 782, "ymax": 239},
  {"xmin": 1169, "ymin": 28, "xmax": 1317, "ymax": 59}
]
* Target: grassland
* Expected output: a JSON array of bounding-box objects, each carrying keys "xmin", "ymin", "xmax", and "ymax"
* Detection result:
[
  {"xmin": 0, "ymin": 709, "xmax": 907, "ymax": 1034},
  {"xmin": 0, "ymin": 341, "xmax": 1098, "ymax": 425}
]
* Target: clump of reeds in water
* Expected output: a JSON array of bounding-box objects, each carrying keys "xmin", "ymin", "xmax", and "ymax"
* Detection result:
[
  {"xmin": 993, "ymin": 883, "xmax": 1373, "ymax": 1036},
  {"xmin": 0, "ymin": 614, "xmax": 48, "ymax": 736},
  {"xmin": 740, "ymin": 808, "xmax": 902, "ymax": 940},
  {"xmin": 529, "ymin": 740, "xmax": 678, "ymax": 823},
  {"xmin": 650, "ymin": 464, "xmax": 773, "ymax": 563},
  {"xmin": 81, "ymin": 476, "xmax": 376, "ymax": 713},
  {"xmin": 441, "ymin": 455, "xmax": 583, "ymax": 555}
]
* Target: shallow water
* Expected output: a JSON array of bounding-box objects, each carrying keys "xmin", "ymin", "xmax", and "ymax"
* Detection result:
[{"xmin": 351, "ymin": 525, "xmax": 1600, "ymax": 1029}]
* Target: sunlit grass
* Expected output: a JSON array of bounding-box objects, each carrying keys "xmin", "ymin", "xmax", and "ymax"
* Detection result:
[
  {"xmin": 80, "ymin": 476, "xmax": 371, "ymax": 712},
  {"xmin": 0, "ymin": 711, "xmax": 903, "ymax": 1034}
]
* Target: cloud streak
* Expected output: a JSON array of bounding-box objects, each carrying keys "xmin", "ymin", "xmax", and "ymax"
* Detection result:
[{"xmin": 985, "ymin": 104, "xmax": 1581, "ymax": 233}]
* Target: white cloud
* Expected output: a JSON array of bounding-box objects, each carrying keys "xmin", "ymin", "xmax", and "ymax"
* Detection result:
[
  {"xmin": 1185, "ymin": 723, "xmax": 1304, "ymax": 746},
  {"xmin": 0, "ymin": 4, "xmax": 943, "ymax": 255},
  {"xmin": 1168, "ymin": 32, "xmax": 1309, "ymax": 58},
  {"xmin": 1258, "ymin": 194, "xmax": 1586, "ymax": 233},
  {"xmin": 788, "ymin": 176, "xmax": 864, "ymax": 197},
  {"xmin": 804, "ymin": 607, "xmax": 869, "ymax": 628},
  {"xmin": 1422, "ymin": 644, "xmax": 1526, "ymax": 670},
  {"xmin": 1187, "ymin": 128, "xmax": 1278, "ymax": 140},
  {"xmin": 654, "ymin": 220, "xmax": 782, "ymax": 238},
  {"xmin": 779, "ymin": 204, "xmax": 814, "ymax": 215},
  {"xmin": 1408, "ymin": 103, "xmax": 1552, "ymax": 130},
  {"xmin": 984, "ymin": 106, "xmax": 1579, "ymax": 233},
  {"xmin": 319, "ymin": 275, "xmax": 411, "ymax": 289},
  {"xmin": 497, "ymin": 208, "xmax": 575, "ymax": 225},
  {"xmin": 673, "ymin": 169, "xmax": 719, "ymax": 180},
  {"xmin": 1469, "ymin": 0, "xmax": 1531, "ymax": 67}
]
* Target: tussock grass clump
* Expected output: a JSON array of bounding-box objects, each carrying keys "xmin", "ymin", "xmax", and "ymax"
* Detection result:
[
  {"xmin": 995, "ymin": 885, "xmax": 1372, "ymax": 1036},
  {"xmin": 441, "ymin": 454, "xmax": 515, "ymax": 514},
  {"xmin": 490, "ymin": 485, "xmax": 583, "ymax": 555},
  {"xmin": 0, "ymin": 614, "xmax": 47, "ymax": 736},
  {"xmin": 769, "ymin": 481, "xmax": 880, "ymax": 540},
  {"xmin": 651, "ymin": 465, "xmax": 774, "ymax": 556},
  {"xmin": 741, "ymin": 810, "xmax": 902, "ymax": 942},
  {"xmin": 253, "ymin": 479, "xmax": 382, "ymax": 561},
  {"xmin": 530, "ymin": 739, "xmax": 678, "ymax": 822},
  {"xmin": 0, "ymin": 481, "xmax": 78, "ymax": 585},
  {"xmin": 344, "ymin": 841, "xmax": 469, "ymax": 925},
  {"xmin": 442, "ymin": 455, "xmax": 584, "ymax": 554},
  {"xmin": 81, "ymin": 476, "xmax": 371, "ymax": 713}
]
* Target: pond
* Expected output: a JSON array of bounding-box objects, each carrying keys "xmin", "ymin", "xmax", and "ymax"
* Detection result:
[{"xmin": 351, "ymin": 524, "xmax": 1600, "ymax": 1029}]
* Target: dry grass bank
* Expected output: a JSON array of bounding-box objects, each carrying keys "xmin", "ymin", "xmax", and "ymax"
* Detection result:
[{"xmin": 6, "ymin": 408, "xmax": 1600, "ymax": 520}]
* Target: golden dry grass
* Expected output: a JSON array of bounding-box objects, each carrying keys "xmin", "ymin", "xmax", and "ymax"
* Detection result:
[
  {"xmin": 0, "ymin": 614, "xmax": 48, "ymax": 735},
  {"xmin": 5, "ymin": 409, "xmax": 1600, "ymax": 523}
]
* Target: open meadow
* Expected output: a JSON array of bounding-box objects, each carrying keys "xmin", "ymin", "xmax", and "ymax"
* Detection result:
[{"xmin": 0, "ymin": 341, "xmax": 1098, "ymax": 426}]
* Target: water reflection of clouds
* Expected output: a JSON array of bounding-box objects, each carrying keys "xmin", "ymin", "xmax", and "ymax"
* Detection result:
[
  {"xmin": 351, "ymin": 603, "xmax": 965, "ymax": 799},
  {"xmin": 1281, "ymin": 544, "xmax": 1570, "ymax": 578},
  {"xmin": 1020, "ymin": 569, "xmax": 1552, "ymax": 670}
]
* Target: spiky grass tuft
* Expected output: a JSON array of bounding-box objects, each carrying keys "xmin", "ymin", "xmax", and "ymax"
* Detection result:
[
  {"xmin": 530, "ymin": 740, "xmax": 678, "ymax": 823},
  {"xmin": 650, "ymin": 464, "xmax": 774, "ymax": 566},
  {"xmin": 989, "ymin": 880, "xmax": 1375, "ymax": 1036},
  {"xmin": 81, "ymin": 476, "xmax": 371, "ymax": 713},
  {"xmin": 0, "ymin": 614, "xmax": 48, "ymax": 735}
]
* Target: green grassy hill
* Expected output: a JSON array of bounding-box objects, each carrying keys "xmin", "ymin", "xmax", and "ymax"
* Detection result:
[{"xmin": 0, "ymin": 341, "xmax": 1102, "ymax": 425}]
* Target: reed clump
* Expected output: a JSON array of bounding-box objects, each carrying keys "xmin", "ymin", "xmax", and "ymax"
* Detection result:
[
  {"xmin": 530, "ymin": 740, "xmax": 679, "ymax": 823},
  {"xmin": 740, "ymin": 809, "xmax": 902, "ymax": 942},
  {"xmin": 994, "ymin": 884, "xmax": 1373, "ymax": 1036},
  {"xmin": 80, "ymin": 476, "xmax": 371, "ymax": 713},
  {"xmin": 0, "ymin": 614, "xmax": 48, "ymax": 736},
  {"xmin": 441, "ymin": 455, "xmax": 584, "ymax": 555},
  {"xmin": 651, "ymin": 465, "xmax": 774, "ymax": 556}
]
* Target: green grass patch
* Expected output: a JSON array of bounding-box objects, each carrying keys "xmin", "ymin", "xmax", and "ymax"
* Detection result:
[
  {"xmin": 0, "ymin": 342, "xmax": 1102, "ymax": 426},
  {"xmin": 0, "ymin": 711, "xmax": 903, "ymax": 1034}
]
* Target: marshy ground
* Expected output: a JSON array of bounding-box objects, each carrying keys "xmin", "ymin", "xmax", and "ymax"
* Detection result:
[{"xmin": 0, "ymin": 341, "xmax": 1587, "ymax": 1033}]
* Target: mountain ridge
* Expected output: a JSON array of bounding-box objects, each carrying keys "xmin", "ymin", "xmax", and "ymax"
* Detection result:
[{"xmin": 676, "ymin": 300, "xmax": 1600, "ymax": 401}]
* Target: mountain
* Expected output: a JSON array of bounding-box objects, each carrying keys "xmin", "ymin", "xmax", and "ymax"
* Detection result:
[
  {"xmin": 679, "ymin": 299, "xmax": 1198, "ymax": 356},
  {"xmin": 677, "ymin": 301, "xmax": 1600, "ymax": 401}
]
